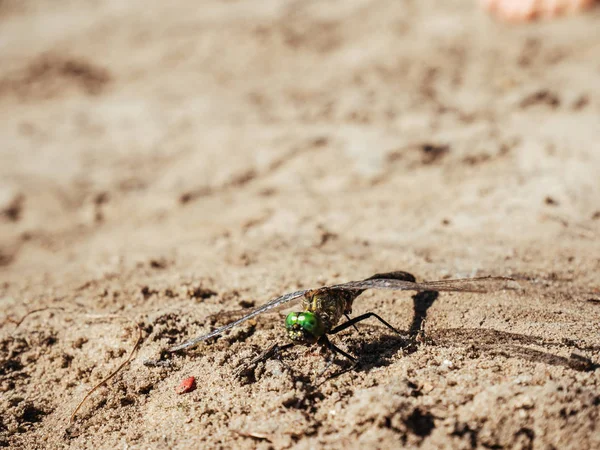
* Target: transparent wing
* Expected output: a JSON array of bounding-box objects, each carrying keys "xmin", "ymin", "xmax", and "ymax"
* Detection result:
[
  {"xmin": 205, "ymin": 301, "xmax": 294, "ymax": 326},
  {"xmin": 329, "ymin": 276, "xmax": 514, "ymax": 293},
  {"xmin": 168, "ymin": 289, "xmax": 308, "ymax": 352}
]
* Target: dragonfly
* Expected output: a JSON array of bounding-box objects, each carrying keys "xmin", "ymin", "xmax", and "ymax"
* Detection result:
[{"xmin": 168, "ymin": 271, "xmax": 513, "ymax": 374}]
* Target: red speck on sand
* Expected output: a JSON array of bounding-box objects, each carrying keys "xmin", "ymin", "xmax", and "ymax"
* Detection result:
[{"xmin": 176, "ymin": 376, "xmax": 196, "ymax": 394}]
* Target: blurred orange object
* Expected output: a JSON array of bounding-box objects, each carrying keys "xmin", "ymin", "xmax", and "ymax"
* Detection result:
[{"xmin": 176, "ymin": 377, "xmax": 196, "ymax": 394}]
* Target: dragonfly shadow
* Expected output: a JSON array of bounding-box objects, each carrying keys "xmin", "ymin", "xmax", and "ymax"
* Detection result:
[
  {"xmin": 433, "ymin": 328, "xmax": 600, "ymax": 352},
  {"xmin": 408, "ymin": 291, "xmax": 439, "ymax": 336},
  {"xmin": 348, "ymin": 334, "xmax": 410, "ymax": 372},
  {"xmin": 491, "ymin": 345, "xmax": 598, "ymax": 372},
  {"xmin": 344, "ymin": 327, "xmax": 598, "ymax": 375},
  {"xmin": 340, "ymin": 291, "xmax": 440, "ymax": 372},
  {"xmin": 432, "ymin": 328, "xmax": 599, "ymax": 372}
]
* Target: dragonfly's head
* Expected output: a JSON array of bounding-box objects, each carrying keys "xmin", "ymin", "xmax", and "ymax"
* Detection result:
[{"xmin": 285, "ymin": 311, "xmax": 324, "ymax": 345}]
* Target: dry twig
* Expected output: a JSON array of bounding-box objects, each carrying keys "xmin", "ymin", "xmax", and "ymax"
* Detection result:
[{"xmin": 69, "ymin": 316, "xmax": 142, "ymax": 423}]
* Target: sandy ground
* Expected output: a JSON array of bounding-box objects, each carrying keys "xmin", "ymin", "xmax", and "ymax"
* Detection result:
[{"xmin": 1, "ymin": 0, "xmax": 600, "ymax": 448}]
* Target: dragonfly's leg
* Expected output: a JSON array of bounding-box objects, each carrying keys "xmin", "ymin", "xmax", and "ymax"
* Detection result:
[
  {"xmin": 322, "ymin": 336, "xmax": 357, "ymax": 363},
  {"xmin": 317, "ymin": 336, "xmax": 358, "ymax": 381},
  {"xmin": 235, "ymin": 342, "xmax": 294, "ymax": 378},
  {"xmin": 329, "ymin": 312, "xmax": 402, "ymax": 336},
  {"xmin": 344, "ymin": 313, "xmax": 361, "ymax": 334}
]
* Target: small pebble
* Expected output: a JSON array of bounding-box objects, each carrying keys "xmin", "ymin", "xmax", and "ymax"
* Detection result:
[
  {"xmin": 176, "ymin": 376, "xmax": 196, "ymax": 394},
  {"xmin": 440, "ymin": 359, "xmax": 455, "ymax": 370}
]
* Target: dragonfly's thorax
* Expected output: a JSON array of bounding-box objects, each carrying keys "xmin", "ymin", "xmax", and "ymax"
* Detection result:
[
  {"xmin": 285, "ymin": 289, "xmax": 355, "ymax": 345},
  {"xmin": 301, "ymin": 288, "xmax": 357, "ymax": 333}
]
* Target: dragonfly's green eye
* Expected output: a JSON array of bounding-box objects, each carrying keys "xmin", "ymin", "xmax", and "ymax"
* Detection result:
[
  {"xmin": 285, "ymin": 312, "xmax": 299, "ymax": 329},
  {"xmin": 298, "ymin": 312, "xmax": 319, "ymax": 333},
  {"xmin": 285, "ymin": 312, "xmax": 324, "ymax": 336}
]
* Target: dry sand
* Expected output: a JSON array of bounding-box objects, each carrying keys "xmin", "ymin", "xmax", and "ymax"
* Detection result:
[{"xmin": 1, "ymin": 0, "xmax": 599, "ymax": 448}]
